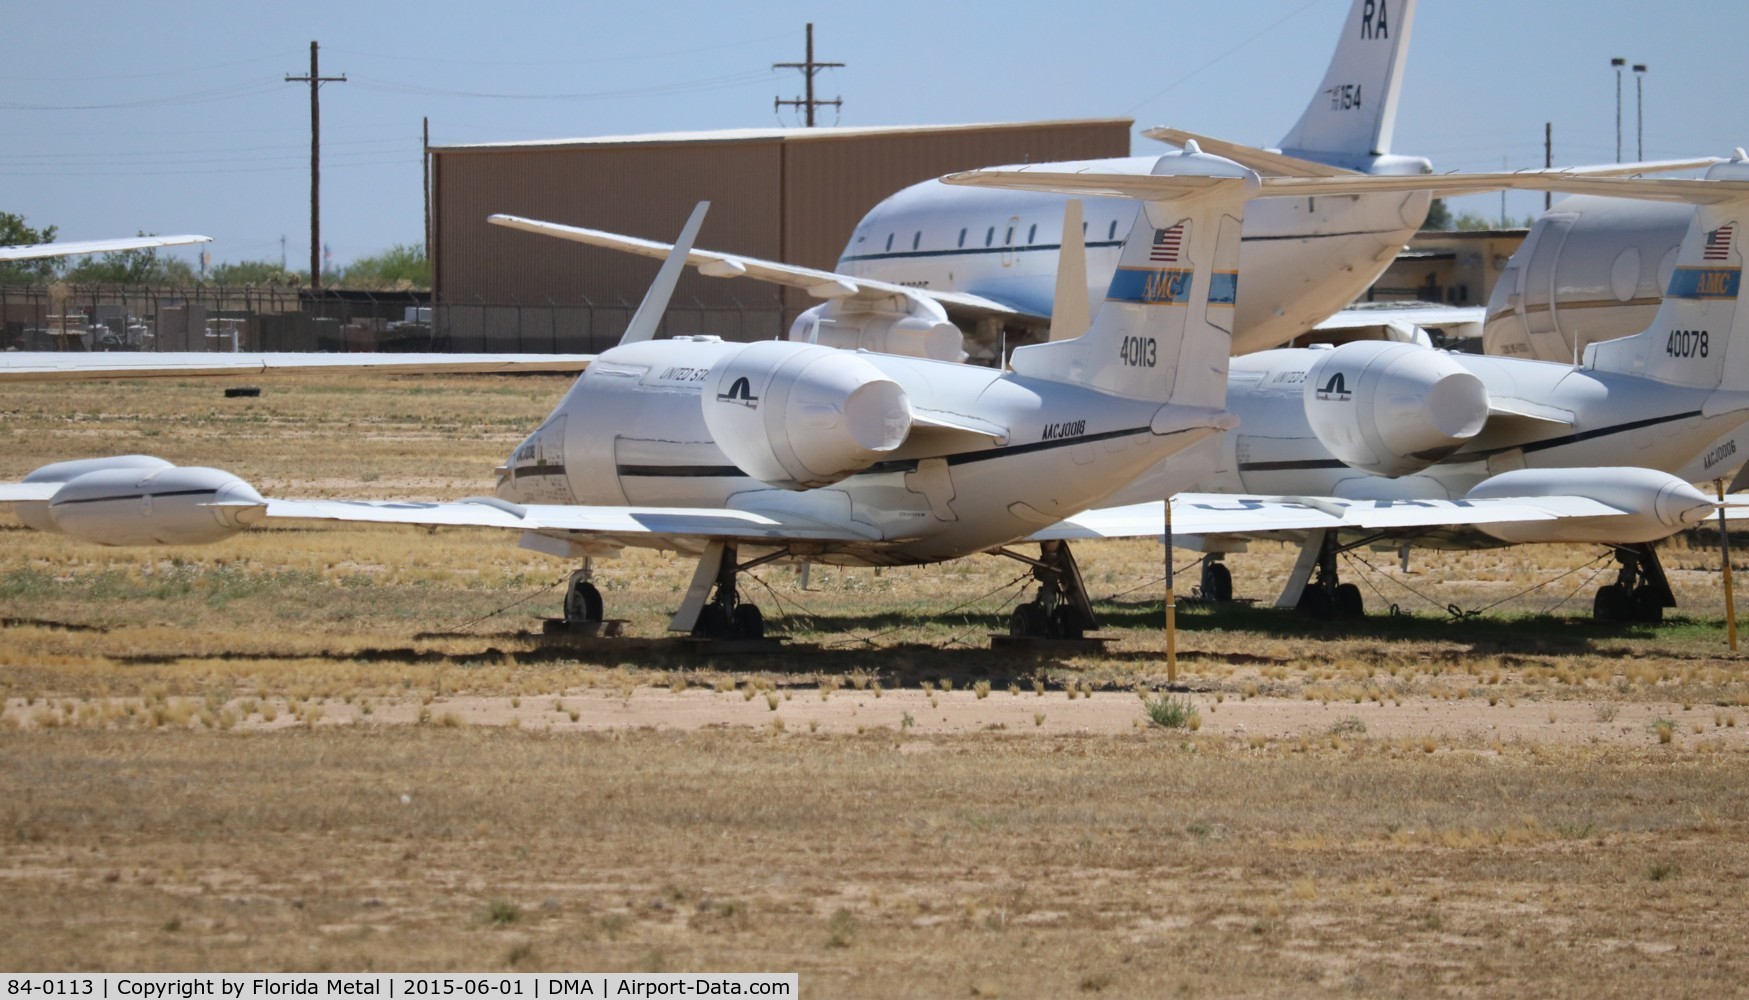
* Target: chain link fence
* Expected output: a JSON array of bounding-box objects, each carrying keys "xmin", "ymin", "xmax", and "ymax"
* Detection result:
[{"xmin": 0, "ymin": 284, "xmax": 786, "ymax": 354}]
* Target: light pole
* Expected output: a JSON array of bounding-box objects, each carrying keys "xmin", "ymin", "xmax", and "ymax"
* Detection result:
[
  {"xmin": 1634, "ymin": 64, "xmax": 1647, "ymax": 161},
  {"xmin": 1611, "ymin": 57, "xmax": 1625, "ymax": 163}
]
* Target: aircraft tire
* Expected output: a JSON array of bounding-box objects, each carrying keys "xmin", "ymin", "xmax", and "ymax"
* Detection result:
[
  {"xmin": 693, "ymin": 603, "xmax": 731, "ymax": 638},
  {"xmin": 1049, "ymin": 605, "xmax": 1085, "ymax": 640},
  {"xmin": 1334, "ymin": 583, "xmax": 1364, "ymax": 619},
  {"xmin": 1010, "ymin": 603, "xmax": 1048, "ymax": 638},
  {"xmin": 1202, "ymin": 563, "xmax": 1233, "ymax": 602},
  {"xmin": 732, "ymin": 603, "xmax": 766, "ymax": 640},
  {"xmin": 566, "ymin": 580, "xmax": 604, "ymax": 623},
  {"xmin": 1592, "ymin": 583, "xmax": 1630, "ymax": 623},
  {"xmin": 1632, "ymin": 585, "xmax": 1665, "ymax": 624},
  {"xmin": 1297, "ymin": 586, "xmax": 1333, "ymax": 619}
]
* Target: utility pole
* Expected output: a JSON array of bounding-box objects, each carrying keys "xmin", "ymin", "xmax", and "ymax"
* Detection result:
[
  {"xmin": 1634, "ymin": 64, "xmax": 1647, "ymax": 161},
  {"xmin": 422, "ymin": 116, "xmax": 432, "ymax": 274},
  {"xmin": 286, "ymin": 41, "xmax": 346, "ymax": 290},
  {"xmin": 773, "ymin": 24, "xmax": 842, "ymax": 126},
  {"xmin": 1611, "ymin": 57, "xmax": 1625, "ymax": 163},
  {"xmin": 1544, "ymin": 121, "xmax": 1552, "ymax": 211}
]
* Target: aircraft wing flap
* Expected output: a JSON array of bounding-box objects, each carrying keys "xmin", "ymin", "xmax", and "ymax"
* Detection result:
[
  {"xmin": 487, "ymin": 213, "xmax": 1025, "ymax": 319},
  {"xmin": 1032, "ymin": 493, "xmax": 1625, "ymax": 542},
  {"xmin": 262, "ymin": 497, "xmax": 875, "ymax": 542},
  {"xmin": 0, "ymin": 352, "xmax": 595, "ymax": 382}
]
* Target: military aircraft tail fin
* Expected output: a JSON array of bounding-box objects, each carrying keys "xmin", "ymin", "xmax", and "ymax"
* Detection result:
[
  {"xmin": 1588, "ymin": 153, "xmax": 1749, "ymax": 393},
  {"xmin": 1276, "ymin": 0, "xmax": 1417, "ymax": 170},
  {"xmin": 992, "ymin": 147, "xmax": 1258, "ymax": 409}
]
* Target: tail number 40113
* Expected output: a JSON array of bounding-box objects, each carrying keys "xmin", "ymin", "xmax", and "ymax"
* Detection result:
[{"xmin": 1119, "ymin": 335, "xmax": 1157, "ymax": 368}]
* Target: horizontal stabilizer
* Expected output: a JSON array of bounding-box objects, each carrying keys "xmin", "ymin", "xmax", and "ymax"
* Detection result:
[{"xmin": 1144, "ymin": 127, "xmax": 1357, "ymax": 178}]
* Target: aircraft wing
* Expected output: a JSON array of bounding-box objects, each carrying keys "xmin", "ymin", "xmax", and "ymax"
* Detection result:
[
  {"xmin": 0, "ymin": 352, "xmax": 595, "ymax": 382},
  {"xmin": 0, "ymin": 234, "xmax": 212, "ymax": 262},
  {"xmin": 487, "ymin": 213, "xmax": 1028, "ymax": 319},
  {"xmin": 262, "ymin": 497, "xmax": 880, "ymax": 543},
  {"xmin": 947, "ymin": 163, "xmax": 1743, "ymax": 202},
  {"xmin": 1032, "ymin": 493, "xmax": 1625, "ymax": 542}
]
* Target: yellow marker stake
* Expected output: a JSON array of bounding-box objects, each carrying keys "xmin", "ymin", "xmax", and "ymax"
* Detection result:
[
  {"xmin": 1719, "ymin": 479, "xmax": 1738, "ymax": 652},
  {"xmin": 1165, "ymin": 495, "xmax": 1177, "ymax": 683}
]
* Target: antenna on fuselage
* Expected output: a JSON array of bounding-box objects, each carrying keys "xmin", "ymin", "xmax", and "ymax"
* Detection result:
[{"xmin": 619, "ymin": 201, "xmax": 709, "ymax": 346}]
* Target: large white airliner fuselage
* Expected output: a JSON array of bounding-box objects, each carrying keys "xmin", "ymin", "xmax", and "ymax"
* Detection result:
[{"xmin": 836, "ymin": 157, "xmax": 1431, "ymax": 355}]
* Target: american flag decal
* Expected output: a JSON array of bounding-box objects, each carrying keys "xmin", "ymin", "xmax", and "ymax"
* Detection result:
[
  {"xmin": 1705, "ymin": 225, "xmax": 1734, "ymax": 260},
  {"xmin": 1149, "ymin": 223, "xmax": 1184, "ymax": 262}
]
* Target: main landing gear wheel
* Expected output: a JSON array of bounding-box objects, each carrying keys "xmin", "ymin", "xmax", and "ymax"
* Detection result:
[
  {"xmin": 998, "ymin": 540, "xmax": 1098, "ymax": 640},
  {"xmin": 1200, "ymin": 560, "xmax": 1233, "ymax": 602},
  {"xmin": 1010, "ymin": 603, "xmax": 1049, "ymax": 639},
  {"xmin": 1289, "ymin": 532, "xmax": 1365, "ymax": 620},
  {"xmin": 562, "ymin": 567, "xmax": 604, "ymax": 624},
  {"xmin": 679, "ymin": 540, "xmax": 777, "ymax": 640},
  {"xmin": 1591, "ymin": 544, "xmax": 1673, "ymax": 624}
]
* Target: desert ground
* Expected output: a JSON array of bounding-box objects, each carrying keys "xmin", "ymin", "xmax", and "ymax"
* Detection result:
[{"xmin": 4, "ymin": 372, "xmax": 1749, "ymax": 996}]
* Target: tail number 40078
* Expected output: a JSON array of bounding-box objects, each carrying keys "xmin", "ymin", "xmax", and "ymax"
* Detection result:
[
  {"xmin": 1666, "ymin": 329, "xmax": 1709, "ymax": 358},
  {"xmin": 1119, "ymin": 335, "xmax": 1157, "ymax": 367}
]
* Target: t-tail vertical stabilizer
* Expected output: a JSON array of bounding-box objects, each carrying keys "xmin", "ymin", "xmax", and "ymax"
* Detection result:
[
  {"xmin": 1276, "ymin": 0, "xmax": 1421, "ymax": 173},
  {"xmin": 1001, "ymin": 148, "xmax": 1258, "ymax": 408},
  {"xmin": 1587, "ymin": 153, "xmax": 1749, "ymax": 395}
]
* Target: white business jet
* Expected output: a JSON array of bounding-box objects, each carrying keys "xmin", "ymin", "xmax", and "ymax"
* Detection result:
[
  {"xmin": 954, "ymin": 154, "xmax": 1749, "ymax": 623},
  {"xmin": 5, "ymin": 149, "xmax": 1702, "ymax": 641}
]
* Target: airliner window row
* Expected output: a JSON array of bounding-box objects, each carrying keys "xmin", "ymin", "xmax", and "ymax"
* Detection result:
[{"xmin": 869, "ymin": 218, "xmax": 1124, "ymax": 257}]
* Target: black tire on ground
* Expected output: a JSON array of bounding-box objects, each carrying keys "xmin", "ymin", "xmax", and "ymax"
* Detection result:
[
  {"xmin": 1049, "ymin": 605, "xmax": 1085, "ymax": 640},
  {"xmin": 1010, "ymin": 603, "xmax": 1048, "ymax": 638},
  {"xmin": 1334, "ymin": 582, "xmax": 1364, "ymax": 619},
  {"xmin": 1632, "ymin": 584, "xmax": 1665, "ymax": 624},
  {"xmin": 1297, "ymin": 585, "xmax": 1333, "ymax": 619},
  {"xmin": 693, "ymin": 603, "xmax": 731, "ymax": 638},
  {"xmin": 1202, "ymin": 562, "xmax": 1233, "ymax": 602},
  {"xmin": 1593, "ymin": 583, "xmax": 1630, "ymax": 623},
  {"xmin": 732, "ymin": 603, "xmax": 765, "ymax": 640},
  {"xmin": 566, "ymin": 581, "xmax": 604, "ymax": 623}
]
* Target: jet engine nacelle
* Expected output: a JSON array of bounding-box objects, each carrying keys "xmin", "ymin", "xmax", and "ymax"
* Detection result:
[
  {"xmin": 1467, "ymin": 467, "xmax": 1716, "ymax": 545},
  {"xmin": 789, "ymin": 300, "xmax": 968, "ymax": 363},
  {"xmin": 20, "ymin": 457, "xmax": 267, "ymax": 546},
  {"xmin": 701, "ymin": 341, "xmax": 912, "ymax": 490},
  {"xmin": 1302, "ymin": 341, "xmax": 1489, "ymax": 477}
]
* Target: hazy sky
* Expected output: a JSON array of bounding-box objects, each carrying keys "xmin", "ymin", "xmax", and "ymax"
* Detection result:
[{"xmin": 6, "ymin": 1, "xmax": 1747, "ymax": 271}]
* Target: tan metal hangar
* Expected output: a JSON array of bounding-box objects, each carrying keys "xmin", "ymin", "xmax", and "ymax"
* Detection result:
[{"xmin": 428, "ymin": 119, "xmax": 1130, "ymax": 350}]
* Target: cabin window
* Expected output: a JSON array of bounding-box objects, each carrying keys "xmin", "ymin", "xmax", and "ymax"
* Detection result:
[
  {"xmin": 985, "ymin": 226, "xmax": 995, "ymax": 247},
  {"xmin": 912, "ymin": 231, "xmax": 921, "ymax": 251},
  {"xmin": 1107, "ymin": 220, "xmax": 1117, "ymax": 241},
  {"xmin": 1027, "ymin": 223, "xmax": 1037, "ymax": 244},
  {"xmin": 1005, "ymin": 225, "xmax": 1014, "ymax": 246},
  {"xmin": 958, "ymin": 228, "xmax": 967, "ymax": 248},
  {"xmin": 1082, "ymin": 221, "xmax": 1089, "ymax": 234},
  {"xmin": 885, "ymin": 233, "xmax": 894, "ymax": 252}
]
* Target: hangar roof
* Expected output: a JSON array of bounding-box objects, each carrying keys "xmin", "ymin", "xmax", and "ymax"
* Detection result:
[{"xmin": 433, "ymin": 119, "xmax": 1135, "ymax": 152}]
